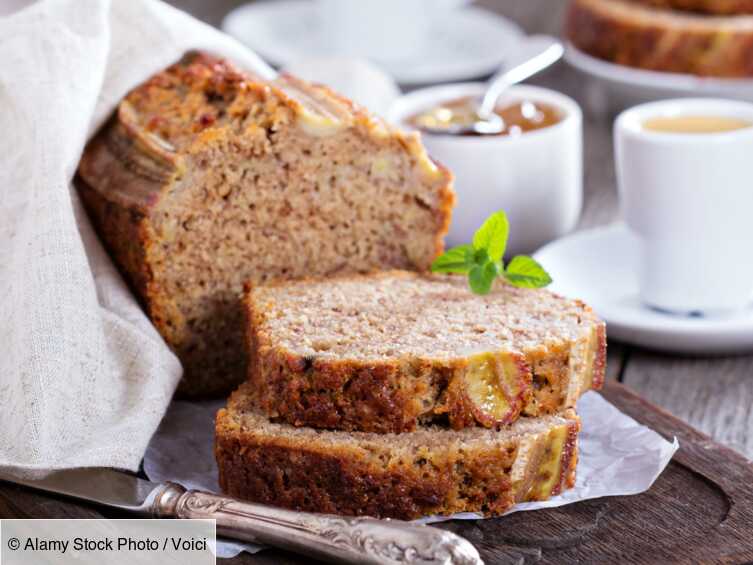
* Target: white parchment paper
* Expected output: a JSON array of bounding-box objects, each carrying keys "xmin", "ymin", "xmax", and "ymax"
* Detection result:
[{"xmin": 144, "ymin": 391, "xmax": 678, "ymax": 558}]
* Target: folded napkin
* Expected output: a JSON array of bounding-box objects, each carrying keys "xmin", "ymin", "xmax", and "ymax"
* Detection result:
[{"xmin": 0, "ymin": 0, "xmax": 275, "ymax": 478}]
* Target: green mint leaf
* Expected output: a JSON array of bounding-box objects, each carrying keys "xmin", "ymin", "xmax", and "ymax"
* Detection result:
[
  {"xmin": 504, "ymin": 255, "xmax": 553, "ymax": 288},
  {"xmin": 468, "ymin": 261, "xmax": 497, "ymax": 295},
  {"xmin": 472, "ymin": 210, "xmax": 509, "ymax": 262},
  {"xmin": 434, "ymin": 210, "xmax": 551, "ymax": 296},
  {"xmin": 431, "ymin": 244, "xmax": 474, "ymax": 274},
  {"xmin": 472, "ymin": 247, "xmax": 490, "ymax": 266}
]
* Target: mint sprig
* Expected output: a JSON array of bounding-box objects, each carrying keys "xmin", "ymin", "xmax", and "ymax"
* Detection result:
[{"xmin": 431, "ymin": 211, "xmax": 552, "ymax": 294}]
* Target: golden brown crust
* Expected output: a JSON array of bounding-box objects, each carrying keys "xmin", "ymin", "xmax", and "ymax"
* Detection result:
[
  {"xmin": 430, "ymin": 163, "xmax": 456, "ymax": 262},
  {"xmin": 215, "ymin": 384, "xmax": 580, "ymax": 520},
  {"xmin": 78, "ymin": 53, "xmax": 454, "ymax": 398},
  {"xmin": 76, "ymin": 113, "xmax": 183, "ymax": 362},
  {"xmin": 592, "ymin": 323, "xmax": 608, "ymax": 390},
  {"xmin": 567, "ymin": 0, "xmax": 753, "ymax": 77},
  {"xmin": 244, "ymin": 273, "xmax": 606, "ymax": 433},
  {"xmin": 627, "ymin": 0, "xmax": 753, "ymax": 14}
]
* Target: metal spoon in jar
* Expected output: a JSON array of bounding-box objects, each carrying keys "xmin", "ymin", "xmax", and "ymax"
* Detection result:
[{"xmin": 420, "ymin": 35, "xmax": 564, "ymax": 136}]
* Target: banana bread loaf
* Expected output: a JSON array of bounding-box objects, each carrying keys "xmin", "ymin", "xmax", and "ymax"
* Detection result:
[
  {"xmin": 567, "ymin": 0, "xmax": 753, "ymax": 77},
  {"xmin": 77, "ymin": 52, "xmax": 454, "ymax": 397},
  {"xmin": 245, "ymin": 271, "xmax": 605, "ymax": 433},
  {"xmin": 215, "ymin": 382, "xmax": 580, "ymax": 520}
]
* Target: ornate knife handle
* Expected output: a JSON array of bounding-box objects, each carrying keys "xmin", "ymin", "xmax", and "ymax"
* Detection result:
[{"xmin": 150, "ymin": 483, "xmax": 482, "ymax": 565}]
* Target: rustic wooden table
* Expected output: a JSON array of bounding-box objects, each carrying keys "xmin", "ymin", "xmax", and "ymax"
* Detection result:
[{"xmin": 2, "ymin": 1, "xmax": 752, "ymax": 564}]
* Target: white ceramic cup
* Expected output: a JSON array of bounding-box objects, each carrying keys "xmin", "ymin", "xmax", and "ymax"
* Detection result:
[
  {"xmin": 388, "ymin": 83, "xmax": 583, "ymax": 256},
  {"xmin": 317, "ymin": 0, "xmax": 470, "ymax": 61},
  {"xmin": 615, "ymin": 98, "xmax": 753, "ymax": 314}
]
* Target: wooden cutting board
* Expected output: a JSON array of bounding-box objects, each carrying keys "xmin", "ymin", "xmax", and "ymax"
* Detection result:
[{"xmin": 1, "ymin": 380, "xmax": 752, "ymax": 565}]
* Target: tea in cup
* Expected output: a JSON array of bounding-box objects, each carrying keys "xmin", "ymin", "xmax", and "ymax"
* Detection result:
[{"xmin": 615, "ymin": 98, "xmax": 753, "ymax": 314}]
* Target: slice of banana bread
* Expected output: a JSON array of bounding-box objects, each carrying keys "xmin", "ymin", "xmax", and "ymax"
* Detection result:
[
  {"xmin": 77, "ymin": 52, "xmax": 454, "ymax": 397},
  {"xmin": 215, "ymin": 382, "xmax": 580, "ymax": 520},
  {"xmin": 245, "ymin": 271, "xmax": 605, "ymax": 433},
  {"xmin": 567, "ymin": 0, "xmax": 753, "ymax": 78}
]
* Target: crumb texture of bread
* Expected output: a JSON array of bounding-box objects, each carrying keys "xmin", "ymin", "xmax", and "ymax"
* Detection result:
[
  {"xmin": 215, "ymin": 382, "xmax": 580, "ymax": 520},
  {"xmin": 626, "ymin": 0, "xmax": 753, "ymax": 14},
  {"xmin": 245, "ymin": 271, "xmax": 606, "ymax": 433},
  {"xmin": 77, "ymin": 52, "xmax": 454, "ymax": 397},
  {"xmin": 567, "ymin": 0, "xmax": 753, "ymax": 77}
]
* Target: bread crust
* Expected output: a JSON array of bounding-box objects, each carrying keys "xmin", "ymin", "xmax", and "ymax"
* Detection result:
[
  {"xmin": 567, "ymin": 0, "xmax": 753, "ymax": 77},
  {"xmin": 244, "ymin": 272, "xmax": 606, "ymax": 433},
  {"xmin": 215, "ymin": 383, "xmax": 580, "ymax": 520},
  {"xmin": 78, "ymin": 52, "xmax": 454, "ymax": 397}
]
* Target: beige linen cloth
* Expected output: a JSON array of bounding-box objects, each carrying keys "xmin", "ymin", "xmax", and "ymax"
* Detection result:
[{"xmin": 0, "ymin": 0, "xmax": 275, "ymax": 478}]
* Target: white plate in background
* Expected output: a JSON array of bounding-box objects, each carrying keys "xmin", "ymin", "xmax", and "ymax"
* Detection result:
[
  {"xmin": 534, "ymin": 223, "xmax": 753, "ymax": 355},
  {"xmin": 565, "ymin": 43, "xmax": 753, "ymax": 111},
  {"xmin": 222, "ymin": 1, "xmax": 524, "ymax": 84}
]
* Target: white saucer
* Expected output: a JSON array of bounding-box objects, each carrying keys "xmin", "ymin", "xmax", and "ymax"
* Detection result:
[
  {"xmin": 222, "ymin": 2, "xmax": 524, "ymax": 84},
  {"xmin": 565, "ymin": 43, "xmax": 753, "ymax": 108},
  {"xmin": 533, "ymin": 223, "xmax": 753, "ymax": 355}
]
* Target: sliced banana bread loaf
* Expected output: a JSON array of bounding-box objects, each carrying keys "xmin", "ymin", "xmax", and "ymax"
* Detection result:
[
  {"xmin": 567, "ymin": 0, "xmax": 753, "ymax": 77},
  {"xmin": 245, "ymin": 271, "xmax": 605, "ymax": 433},
  {"xmin": 77, "ymin": 52, "xmax": 454, "ymax": 397},
  {"xmin": 215, "ymin": 382, "xmax": 580, "ymax": 520}
]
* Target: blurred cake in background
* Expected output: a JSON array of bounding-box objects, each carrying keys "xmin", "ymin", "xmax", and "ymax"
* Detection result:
[
  {"xmin": 627, "ymin": 0, "xmax": 753, "ymax": 14},
  {"xmin": 566, "ymin": 0, "xmax": 753, "ymax": 77}
]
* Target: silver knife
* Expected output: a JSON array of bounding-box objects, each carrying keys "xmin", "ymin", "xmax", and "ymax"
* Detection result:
[{"xmin": 1, "ymin": 468, "xmax": 483, "ymax": 565}]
